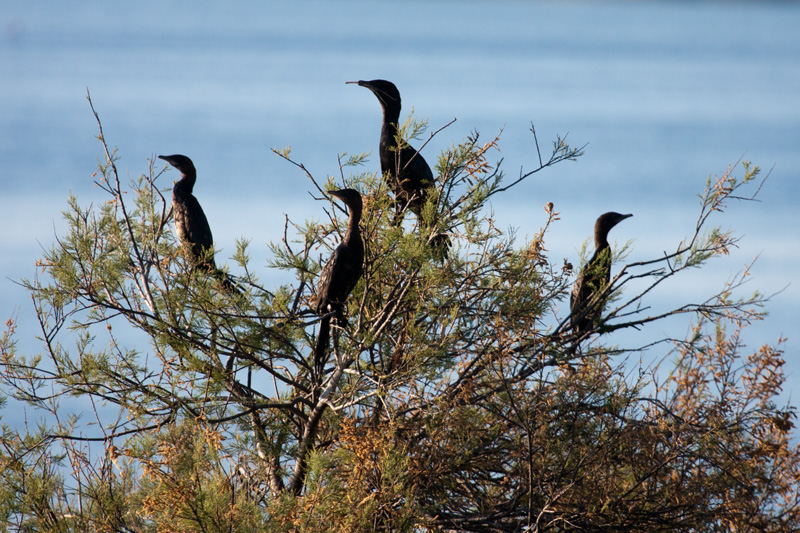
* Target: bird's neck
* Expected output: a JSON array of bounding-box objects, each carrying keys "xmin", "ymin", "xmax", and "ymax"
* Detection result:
[
  {"xmin": 175, "ymin": 173, "xmax": 196, "ymax": 194},
  {"xmin": 343, "ymin": 209, "xmax": 362, "ymax": 247},
  {"xmin": 595, "ymin": 235, "xmax": 609, "ymax": 251},
  {"xmin": 380, "ymin": 106, "xmax": 401, "ymax": 148}
]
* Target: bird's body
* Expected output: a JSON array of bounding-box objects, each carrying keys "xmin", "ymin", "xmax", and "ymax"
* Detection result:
[
  {"xmin": 350, "ymin": 79, "xmax": 449, "ymax": 257},
  {"xmin": 570, "ymin": 212, "xmax": 632, "ymax": 334},
  {"xmin": 352, "ymin": 79, "xmax": 434, "ymax": 219},
  {"xmin": 160, "ymin": 154, "xmax": 237, "ymax": 292},
  {"xmin": 314, "ymin": 189, "xmax": 365, "ymax": 317},
  {"xmin": 315, "ymin": 244, "xmax": 363, "ymax": 316},
  {"xmin": 313, "ymin": 189, "xmax": 364, "ymax": 373},
  {"xmin": 160, "ymin": 154, "xmax": 216, "ymax": 269}
]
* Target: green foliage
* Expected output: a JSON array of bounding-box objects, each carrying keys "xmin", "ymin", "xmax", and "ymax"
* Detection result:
[{"xmin": 0, "ymin": 100, "xmax": 796, "ymax": 532}]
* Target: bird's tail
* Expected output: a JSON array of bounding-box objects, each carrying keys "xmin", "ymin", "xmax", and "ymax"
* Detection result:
[
  {"xmin": 313, "ymin": 316, "xmax": 331, "ymax": 381},
  {"xmin": 193, "ymin": 258, "xmax": 242, "ymax": 295},
  {"xmin": 212, "ymin": 268, "xmax": 243, "ymax": 294},
  {"xmin": 425, "ymin": 197, "xmax": 451, "ymax": 260},
  {"xmin": 428, "ymin": 231, "xmax": 451, "ymax": 261}
]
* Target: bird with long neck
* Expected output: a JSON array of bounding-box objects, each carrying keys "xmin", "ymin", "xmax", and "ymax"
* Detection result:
[
  {"xmin": 348, "ymin": 79, "xmax": 449, "ymax": 257},
  {"xmin": 159, "ymin": 154, "xmax": 237, "ymax": 291},
  {"xmin": 291, "ymin": 191, "xmax": 364, "ymax": 495},
  {"xmin": 313, "ymin": 188, "xmax": 365, "ymax": 376},
  {"xmin": 570, "ymin": 212, "xmax": 632, "ymax": 335},
  {"xmin": 348, "ymin": 79, "xmax": 434, "ymax": 218}
]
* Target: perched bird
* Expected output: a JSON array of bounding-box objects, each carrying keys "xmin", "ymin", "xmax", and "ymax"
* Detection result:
[
  {"xmin": 159, "ymin": 154, "xmax": 237, "ymax": 291},
  {"xmin": 349, "ymin": 79, "xmax": 434, "ymax": 218},
  {"xmin": 313, "ymin": 189, "xmax": 365, "ymax": 372},
  {"xmin": 349, "ymin": 79, "xmax": 449, "ymax": 256},
  {"xmin": 570, "ymin": 212, "xmax": 632, "ymax": 335}
]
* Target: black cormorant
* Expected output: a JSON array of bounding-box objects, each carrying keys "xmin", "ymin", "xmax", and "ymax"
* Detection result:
[
  {"xmin": 159, "ymin": 154, "xmax": 236, "ymax": 291},
  {"xmin": 349, "ymin": 79, "xmax": 450, "ymax": 256},
  {"xmin": 313, "ymin": 189, "xmax": 365, "ymax": 372},
  {"xmin": 349, "ymin": 79, "xmax": 434, "ymax": 219},
  {"xmin": 570, "ymin": 212, "xmax": 632, "ymax": 334}
]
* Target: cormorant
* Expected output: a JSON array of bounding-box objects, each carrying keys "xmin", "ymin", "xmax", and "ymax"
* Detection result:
[
  {"xmin": 570, "ymin": 212, "xmax": 632, "ymax": 334},
  {"xmin": 313, "ymin": 189, "xmax": 365, "ymax": 372},
  {"xmin": 349, "ymin": 79, "xmax": 434, "ymax": 219},
  {"xmin": 159, "ymin": 154, "xmax": 236, "ymax": 291}
]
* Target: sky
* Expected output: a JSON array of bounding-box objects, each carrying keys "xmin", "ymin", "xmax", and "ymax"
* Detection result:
[{"xmin": 1, "ymin": 0, "xmax": 799, "ymax": 406}]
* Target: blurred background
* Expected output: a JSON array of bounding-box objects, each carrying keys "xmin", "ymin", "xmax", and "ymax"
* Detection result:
[{"xmin": 1, "ymin": 1, "xmax": 798, "ymax": 403}]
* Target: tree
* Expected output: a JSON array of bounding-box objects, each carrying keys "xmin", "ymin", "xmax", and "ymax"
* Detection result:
[{"xmin": 0, "ymin": 95, "xmax": 796, "ymax": 532}]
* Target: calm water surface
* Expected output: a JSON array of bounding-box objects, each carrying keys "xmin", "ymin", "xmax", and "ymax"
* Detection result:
[{"xmin": 1, "ymin": 1, "xmax": 799, "ymax": 407}]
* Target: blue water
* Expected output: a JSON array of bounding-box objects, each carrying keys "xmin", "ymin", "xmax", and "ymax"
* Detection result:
[{"xmin": 1, "ymin": 1, "xmax": 799, "ymax": 406}]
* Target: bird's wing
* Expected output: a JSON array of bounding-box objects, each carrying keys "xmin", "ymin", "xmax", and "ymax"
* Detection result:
[
  {"xmin": 401, "ymin": 145, "xmax": 435, "ymax": 189},
  {"xmin": 183, "ymin": 196, "xmax": 214, "ymax": 250},
  {"xmin": 315, "ymin": 245, "xmax": 343, "ymax": 314},
  {"xmin": 173, "ymin": 193, "xmax": 215, "ymax": 268}
]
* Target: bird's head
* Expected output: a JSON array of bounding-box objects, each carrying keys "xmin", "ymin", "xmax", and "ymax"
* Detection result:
[
  {"xmin": 595, "ymin": 212, "xmax": 633, "ymax": 244},
  {"xmin": 347, "ymin": 79, "xmax": 401, "ymax": 111},
  {"xmin": 158, "ymin": 154, "xmax": 196, "ymax": 176},
  {"xmin": 329, "ymin": 188, "xmax": 363, "ymax": 213}
]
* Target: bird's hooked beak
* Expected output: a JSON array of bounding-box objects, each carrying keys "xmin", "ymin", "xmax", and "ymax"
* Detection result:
[
  {"xmin": 328, "ymin": 190, "xmax": 350, "ymax": 213},
  {"xmin": 346, "ymin": 80, "xmax": 395, "ymax": 102},
  {"xmin": 612, "ymin": 213, "xmax": 633, "ymax": 230},
  {"xmin": 158, "ymin": 154, "xmax": 181, "ymax": 172}
]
